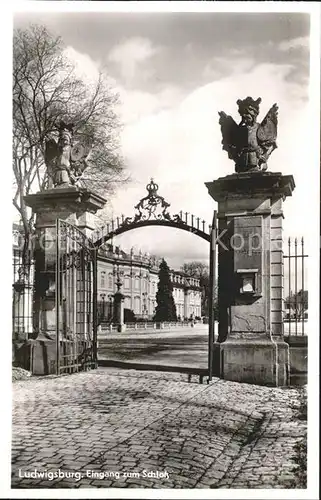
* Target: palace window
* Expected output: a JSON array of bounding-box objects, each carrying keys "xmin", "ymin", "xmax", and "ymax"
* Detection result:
[
  {"xmin": 134, "ymin": 296, "xmax": 141, "ymax": 314},
  {"xmin": 124, "ymin": 277, "xmax": 130, "ymax": 289},
  {"xmin": 108, "ymin": 274, "xmax": 113, "ymax": 289},
  {"xmin": 135, "ymin": 277, "xmax": 139, "ymax": 290},
  {"xmin": 100, "ymin": 272, "xmax": 106, "ymax": 288}
]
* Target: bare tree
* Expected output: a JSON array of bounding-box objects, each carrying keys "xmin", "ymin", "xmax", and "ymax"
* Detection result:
[
  {"xmin": 181, "ymin": 261, "xmax": 217, "ymax": 317},
  {"xmin": 285, "ymin": 289, "xmax": 308, "ymax": 319},
  {"xmin": 13, "ymin": 24, "xmax": 127, "ymax": 246}
]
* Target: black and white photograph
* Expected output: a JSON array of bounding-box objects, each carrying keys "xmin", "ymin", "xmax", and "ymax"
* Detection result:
[{"xmin": 1, "ymin": 2, "xmax": 320, "ymax": 498}]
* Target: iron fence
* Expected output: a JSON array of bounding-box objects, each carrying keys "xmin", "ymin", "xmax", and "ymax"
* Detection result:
[
  {"xmin": 12, "ymin": 247, "xmax": 34, "ymax": 340},
  {"xmin": 12, "ymin": 221, "xmax": 98, "ymax": 375},
  {"xmin": 283, "ymin": 237, "xmax": 308, "ymax": 337},
  {"xmin": 97, "ymin": 299, "xmax": 113, "ymax": 324}
]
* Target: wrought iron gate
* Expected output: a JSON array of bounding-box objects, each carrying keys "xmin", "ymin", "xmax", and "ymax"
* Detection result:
[
  {"xmin": 55, "ymin": 219, "xmax": 97, "ymax": 374},
  {"xmin": 208, "ymin": 211, "xmax": 218, "ymax": 381},
  {"xmin": 283, "ymin": 236, "xmax": 308, "ymax": 338}
]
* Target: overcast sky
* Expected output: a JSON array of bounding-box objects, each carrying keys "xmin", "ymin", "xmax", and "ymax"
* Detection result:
[{"xmin": 14, "ymin": 11, "xmax": 311, "ymax": 269}]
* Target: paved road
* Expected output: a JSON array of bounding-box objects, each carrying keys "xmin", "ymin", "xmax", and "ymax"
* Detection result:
[
  {"xmin": 97, "ymin": 324, "xmax": 307, "ymax": 377},
  {"xmin": 12, "ymin": 367, "xmax": 306, "ymax": 489},
  {"xmin": 98, "ymin": 325, "xmax": 210, "ymax": 371}
]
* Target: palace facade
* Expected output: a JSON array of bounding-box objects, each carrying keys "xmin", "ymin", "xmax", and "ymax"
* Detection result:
[
  {"xmin": 97, "ymin": 245, "xmax": 202, "ymax": 321},
  {"xmin": 12, "ymin": 225, "xmax": 202, "ymax": 324}
]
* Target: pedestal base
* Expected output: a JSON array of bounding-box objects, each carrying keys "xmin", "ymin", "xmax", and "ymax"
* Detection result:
[
  {"xmin": 13, "ymin": 338, "xmax": 56, "ymax": 375},
  {"xmin": 214, "ymin": 338, "xmax": 290, "ymax": 386},
  {"xmin": 13, "ymin": 336, "xmax": 97, "ymax": 375}
]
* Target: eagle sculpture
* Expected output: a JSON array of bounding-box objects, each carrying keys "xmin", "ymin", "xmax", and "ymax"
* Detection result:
[{"xmin": 218, "ymin": 97, "xmax": 278, "ymax": 173}]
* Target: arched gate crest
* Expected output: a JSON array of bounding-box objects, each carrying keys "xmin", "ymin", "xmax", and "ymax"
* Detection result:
[{"xmin": 92, "ymin": 179, "xmax": 212, "ymax": 247}]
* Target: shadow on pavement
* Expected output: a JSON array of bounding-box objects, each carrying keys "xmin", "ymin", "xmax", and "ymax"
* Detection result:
[{"xmin": 98, "ymin": 359, "xmax": 209, "ymax": 377}]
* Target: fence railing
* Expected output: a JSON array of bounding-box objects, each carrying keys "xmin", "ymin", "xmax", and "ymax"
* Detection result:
[
  {"xmin": 12, "ymin": 247, "xmax": 34, "ymax": 340},
  {"xmin": 98, "ymin": 321, "xmax": 193, "ymax": 333},
  {"xmin": 283, "ymin": 237, "xmax": 308, "ymax": 337}
]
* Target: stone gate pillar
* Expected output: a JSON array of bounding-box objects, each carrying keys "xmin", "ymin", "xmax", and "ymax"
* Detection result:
[
  {"xmin": 22, "ymin": 186, "xmax": 106, "ymax": 374},
  {"xmin": 206, "ymin": 171, "xmax": 295, "ymax": 386}
]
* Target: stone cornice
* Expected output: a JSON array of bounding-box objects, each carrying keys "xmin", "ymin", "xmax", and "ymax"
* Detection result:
[
  {"xmin": 24, "ymin": 186, "xmax": 106, "ymax": 214},
  {"xmin": 206, "ymin": 171, "xmax": 295, "ymax": 202}
]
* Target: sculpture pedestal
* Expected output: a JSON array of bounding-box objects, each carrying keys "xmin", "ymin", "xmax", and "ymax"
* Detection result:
[{"xmin": 206, "ymin": 171, "xmax": 295, "ymax": 386}]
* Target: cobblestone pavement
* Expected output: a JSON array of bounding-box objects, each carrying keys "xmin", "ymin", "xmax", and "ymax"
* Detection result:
[{"xmin": 12, "ymin": 368, "xmax": 307, "ymax": 489}]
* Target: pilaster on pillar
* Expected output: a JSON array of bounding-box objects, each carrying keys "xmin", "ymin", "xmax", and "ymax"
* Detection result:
[{"xmin": 206, "ymin": 171, "xmax": 295, "ymax": 386}]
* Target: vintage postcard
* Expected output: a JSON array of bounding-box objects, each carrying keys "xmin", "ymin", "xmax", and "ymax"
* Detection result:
[{"xmin": 1, "ymin": 1, "xmax": 320, "ymax": 499}]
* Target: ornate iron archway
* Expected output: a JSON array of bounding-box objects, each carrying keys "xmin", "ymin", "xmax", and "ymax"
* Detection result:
[
  {"xmin": 92, "ymin": 179, "xmax": 212, "ymax": 248},
  {"xmin": 91, "ymin": 179, "xmax": 217, "ymax": 382}
]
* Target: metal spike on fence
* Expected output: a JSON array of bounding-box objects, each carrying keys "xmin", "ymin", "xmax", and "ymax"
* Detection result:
[
  {"xmin": 185, "ymin": 212, "xmax": 188, "ymax": 223},
  {"xmin": 116, "ymin": 217, "xmax": 120, "ymax": 228},
  {"xmin": 121, "ymin": 214, "xmax": 124, "ymax": 224},
  {"xmin": 191, "ymin": 214, "xmax": 194, "ymax": 227},
  {"xmin": 196, "ymin": 217, "xmax": 200, "ymax": 229},
  {"xmin": 202, "ymin": 220, "xmax": 205, "ymax": 232},
  {"xmin": 179, "ymin": 210, "xmax": 183, "ymax": 219},
  {"xmin": 284, "ymin": 235, "xmax": 308, "ymax": 339}
]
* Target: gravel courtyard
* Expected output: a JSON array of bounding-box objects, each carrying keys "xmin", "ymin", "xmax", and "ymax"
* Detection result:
[{"xmin": 11, "ymin": 367, "xmax": 307, "ymax": 490}]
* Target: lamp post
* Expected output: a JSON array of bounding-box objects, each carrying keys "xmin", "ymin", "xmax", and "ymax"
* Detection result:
[
  {"xmin": 142, "ymin": 292, "xmax": 148, "ymax": 319},
  {"xmin": 113, "ymin": 266, "xmax": 125, "ymax": 332},
  {"xmin": 113, "ymin": 264, "xmax": 124, "ymax": 286},
  {"xmin": 108, "ymin": 294, "xmax": 113, "ymax": 322},
  {"xmin": 100, "ymin": 293, "xmax": 106, "ymax": 322}
]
